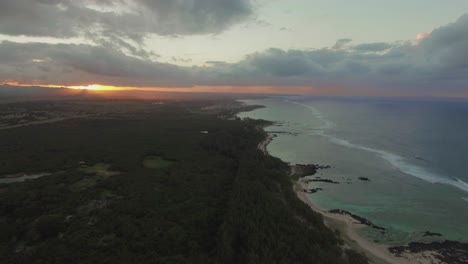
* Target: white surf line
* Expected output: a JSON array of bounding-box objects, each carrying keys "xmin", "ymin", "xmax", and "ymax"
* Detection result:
[
  {"xmin": 284, "ymin": 99, "xmax": 335, "ymax": 131},
  {"xmin": 285, "ymin": 99, "xmax": 468, "ymax": 194}
]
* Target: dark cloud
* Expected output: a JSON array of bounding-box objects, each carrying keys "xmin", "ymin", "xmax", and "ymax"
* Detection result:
[
  {"xmin": 0, "ymin": 0, "xmax": 254, "ymax": 38},
  {"xmin": 353, "ymin": 42, "xmax": 394, "ymax": 52},
  {"xmin": 0, "ymin": 41, "xmax": 191, "ymax": 87},
  {"xmin": 0, "ymin": 0, "xmax": 78, "ymax": 37},
  {"xmin": 245, "ymin": 49, "xmax": 311, "ymax": 77},
  {"xmin": 1, "ymin": 14, "xmax": 468, "ymax": 96},
  {"xmin": 421, "ymin": 14, "xmax": 468, "ymax": 68},
  {"xmin": 205, "ymin": 61, "xmax": 228, "ymax": 66},
  {"xmin": 134, "ymin": 0, "xmax": 253, "ymax": 35},
  {"xmin": 0, "ymin": 0, "xmax": 254, "ymax": 61}
]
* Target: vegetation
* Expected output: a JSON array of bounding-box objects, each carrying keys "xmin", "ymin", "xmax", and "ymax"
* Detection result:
[
  {"xmin": 142, "ymin": 156, "xmax": 173, "ymax": 169},
  {"xmin": 0, "ymin": 99, "xmax": 367, "ymax": 263},
  {"xmin": 79, "ymin": 163, "xmax": 120, "ymax": 177}
]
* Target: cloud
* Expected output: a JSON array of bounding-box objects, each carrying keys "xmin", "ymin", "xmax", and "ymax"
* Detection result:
[
  {"xmin": 0, "ymin": 0, "xmax": 254, "ymax": 61},
  {"xmin": 205, "ymin": 61, "xmax": 228, "ymax": 66},
  {"xmin": 1, "ymin": 14, "xmax": 468, "ymax": 96},
  {"xmin": 416, "ymin": 32, "xmax": 431, "ymax": 44},
  {"xmin": 0, "ymin": 0, "xmax": 254, "ymax": 38},
  {"xmin": 333, "ymin": 38, "xmax": 352, "ymax": 49},
  {"xmin": 245, "ymin": 49, "xmax": 312, "ymax": 77},
  {"xmin": 353, "ymin": 42, "xmax": 394, "ymax": 52},
  {"xmin": 134, "ymin": 0, "xmax": 254, "ymax": 35},
  {"xmin": 0, "ymin": 41, "xmax": 191, "ymax": 87},
  {"xmin": 420, "ymin": 14, "xmax": 468, "ymax": 69}
]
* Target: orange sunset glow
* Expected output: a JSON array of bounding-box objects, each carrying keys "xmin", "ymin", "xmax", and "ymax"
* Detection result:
[
  {"xmin": 3, "ymin": 82, "xmax": 336, "ymax": 95},
  {"xmin": 4, "ymin": 82, "xmax": 468, "ymax": 98},
  {"xmin": 68, "ymin": 84, "xmax": 117, "ymax": 90},
  {"xmin": 3, "ymin": 83, "xmax": 129, "ymax": 91}
]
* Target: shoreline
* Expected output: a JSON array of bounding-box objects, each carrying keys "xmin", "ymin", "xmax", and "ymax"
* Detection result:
[
  {"xmin": 294, "ymin": 178, "xmax": 429, "ymax": 264},
  {"xmin": 240, "ymin": 101, "xmax": 468, "ymax": 264},
  {"xmin": 257, "ymin": 133, "xmax": 273, "ymax": 155},
  {"xmin": 256, "ymin": 132, "xmax": 443, "ymax": 264}
]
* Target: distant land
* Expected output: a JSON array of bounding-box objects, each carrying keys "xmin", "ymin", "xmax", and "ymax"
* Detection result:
[{"xmin": 0, "ymin": 85, "xmax": 268, "ymax": 101}]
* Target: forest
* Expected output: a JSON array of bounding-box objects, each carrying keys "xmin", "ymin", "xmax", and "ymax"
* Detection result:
[{"xmin": 0, "ymin": 99, "xmax": 367, "ymax": 264}]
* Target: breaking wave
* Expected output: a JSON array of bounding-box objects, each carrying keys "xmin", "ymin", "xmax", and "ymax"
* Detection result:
[{"xmin": 287, "ymin": 100, "xmax": 468, "ymax": 194}]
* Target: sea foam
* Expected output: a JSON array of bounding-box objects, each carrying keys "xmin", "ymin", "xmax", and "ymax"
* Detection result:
[{"xmin": 287, "ymin": 100, "xmax": 468, "ymax": 194}]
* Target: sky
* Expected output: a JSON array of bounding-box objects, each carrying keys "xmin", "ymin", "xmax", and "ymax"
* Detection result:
[{"xmin": 1, "ymin": 0, "xmax": 468, "ymax": 97}]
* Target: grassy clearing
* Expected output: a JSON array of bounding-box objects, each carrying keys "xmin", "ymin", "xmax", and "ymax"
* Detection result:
[
  {"xmin": 79, "ymin": 163, "xmax": 120, "ymax": 177},
  {"xmin": 71, "ymin": 163, "xmax": 120, "ymax": 191},
  {"xmin": 99, "ymin": 189, "xmax": 117, "ymax": 199},
  {"xmin": 142, "ymin": 156, "xmax": 173, "ymax": 169},
  {"xmin": 70, "ymin": 177, "xmax": 98, "ymax": 192}
]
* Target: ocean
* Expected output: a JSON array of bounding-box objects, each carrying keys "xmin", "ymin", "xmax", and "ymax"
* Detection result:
[{"xmin": 238, "ymin": 96, "xmax": 468, "ymax": 245}]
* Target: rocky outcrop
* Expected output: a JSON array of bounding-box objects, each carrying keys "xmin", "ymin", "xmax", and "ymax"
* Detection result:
[
  {"xmin": 328, "ymin": 209, "xmax": 386, "ymax": 231},
  {"xmin": 302, "ymin": 188, "xmax": 323, "ymax": 194},
  {"xmin": 291, "ymin": 164, "xmax": 331, "ymax": 178},
  {"xmin": 389, "ymin": 240, "xmax": 468, "ymax": 264}
]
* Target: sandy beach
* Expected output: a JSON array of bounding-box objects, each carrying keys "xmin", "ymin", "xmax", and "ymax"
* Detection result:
[
  {"xmin": 257, "ymin": 133, "xmax": 273, "ymax": 155},
  {"xmin": 295, "ymin": 177, "xmax": 441, "ymax": 264}
]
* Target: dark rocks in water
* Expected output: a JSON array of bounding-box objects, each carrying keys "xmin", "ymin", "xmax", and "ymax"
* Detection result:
[
  {"xmin": 304, "ymin": 179, "xmax": 339, "ymax": 184},
  {"xmin": 292, "ymin": 163, "xmax": 332, "ymax": 178},
  {"xmin": 358, "ymin": 177, "xmax": 371, "ymax": 182},
  {"xmin": 328, "ymin": 209, "xmax": 386, "ymax": 231},
  {"xmin": 268, "ymin": 131, "xmax": 299, "ymax": 136},
  {"xmin": 312, "ymin": 179, "xmax": 339, "ymax": 184},
  {"xmin": 415, "ymin": 156, "xmax": 427, "ymax": 161},
  {"xmin": 389, "ymin": 240, "xmax": 468, "ymax": 264},
  {"xmin": 303, "ymin": 188, "xmax": 323, "ymax": 194},
  {"xmin": 423, "ymin": 231, "xmax": 442, "ymax": 237},
  {"xmin": 293, "ymin": 164, "xmax": 317, "ymax": 177}
]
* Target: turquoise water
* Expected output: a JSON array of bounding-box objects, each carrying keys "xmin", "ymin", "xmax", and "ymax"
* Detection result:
[{"xmin": 238, "ymin": 97, "xmax": 468, "ymax": 245}]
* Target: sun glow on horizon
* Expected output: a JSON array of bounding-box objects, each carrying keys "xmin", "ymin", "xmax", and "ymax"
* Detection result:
[
  {"xmin": 68, "ymin": 84, "xmax": 121, "ymax": 91},
  {"xmin": 2, "ymin": 82, "xmax": 130, "ymax": 91}
]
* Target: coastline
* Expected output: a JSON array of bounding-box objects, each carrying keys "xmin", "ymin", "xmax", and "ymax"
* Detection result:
[
  {"xmin": 239, "ymin": 99, "xmax": 468, "ymax": 264},
  {"xmin": 257, "ymin": 133, "xmax": 273, "ymax": 155},
  {"xmin": 255, "ymin": 128, "xmax": 442, "ymax": 264},
  {"xmin": 294, "ymin": 178, "xmax": 437, "ymax": 264}
]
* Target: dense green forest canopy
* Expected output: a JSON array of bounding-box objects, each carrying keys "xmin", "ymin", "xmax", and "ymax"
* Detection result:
[{"xmin": 0, "ymin": 100, "xmax": 367, "ymax": 264}]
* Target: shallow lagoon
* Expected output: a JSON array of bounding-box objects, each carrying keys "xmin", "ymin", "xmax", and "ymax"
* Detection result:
[{"xmin": 239, "ymin": 97, "xmax": 468, "ymax": 244}]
